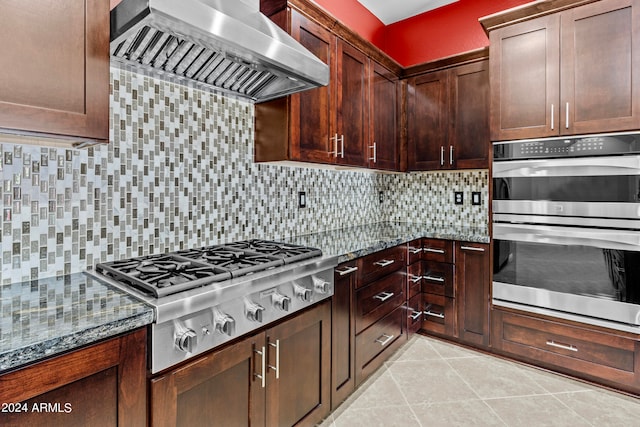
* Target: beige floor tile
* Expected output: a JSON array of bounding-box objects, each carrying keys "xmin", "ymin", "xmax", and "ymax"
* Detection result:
[
  {"xmin": 519, "ymin": 365, "xmax": 596, "ymax": 394},
  {"xmin": 428, "ymin": 337, "xmax": 485, "ymax": 359},
  {"xmin": 388, "ymin": 359, "xmax": 478, "ymax": 404},
  {"xmin": 485, "ymin": 395, "xmax": 592, "ymax": 427},
  {"xmin": 348, "ymin": 371, "xmax": 407, "ymax": 409},
  {"xmin": 333, "ymin": 405, "xmax": 419, "ymax": 427},
  {"xmin": 411, "ymin": 400, "xmax": 507, "ymax": 426},
  {"xmin": 448, "ymin": 355, "xmax": 548, "ymax": 399},
  {"xmin": 390, "ymin": 335, "xmax": 442, "ymax": 362},
  {"xmin": 554, "ymin": 390, "xmax": 640, "ymax": 426}
]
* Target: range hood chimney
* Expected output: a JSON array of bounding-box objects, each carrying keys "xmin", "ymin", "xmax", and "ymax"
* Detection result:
[{"xmin": 110, "ymin": 0, "xmax": 329, "ymax": 102}]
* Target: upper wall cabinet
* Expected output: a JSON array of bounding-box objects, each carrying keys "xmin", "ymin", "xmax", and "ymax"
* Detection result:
[
  {"xmin": 255, "ymin": 1, "xmax": 401, "ymax": 171},
  {"xmin": 487, "ymin": 0, "xmax": 640, "ymax": 141},
  {"xmin": 407, "ymin": 58, "xmax": 489, "ymax": 171},
  {"xmin": 0, "ymin": 0, "xmax": 110, "ymax": 143}
]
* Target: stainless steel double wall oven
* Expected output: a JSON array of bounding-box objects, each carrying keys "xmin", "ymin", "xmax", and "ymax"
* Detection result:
[{"xmin": 492, "ymin": 133, "xmax": 640, "ymax": 332}]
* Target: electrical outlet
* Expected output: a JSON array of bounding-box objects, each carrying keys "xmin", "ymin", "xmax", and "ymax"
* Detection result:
[
  {"xmin": 379, "ymin": 191, "xmax": 384, "ymax": 204},
  {"xmin": 454, "ymin": 191, "xmax": 464, "ymax": 205},
  {"xmin": 472, "ymin": 192, "xmax": 482, "ymax": 206},
  {"xmin": 298, "ymin": 191, "xmax": 306, "ymax": 208}
]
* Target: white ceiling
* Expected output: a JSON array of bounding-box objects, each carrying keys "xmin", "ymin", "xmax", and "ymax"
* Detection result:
[{"xmin": 357, "ymin": 0, "xmax": 458, "ymax": 25}]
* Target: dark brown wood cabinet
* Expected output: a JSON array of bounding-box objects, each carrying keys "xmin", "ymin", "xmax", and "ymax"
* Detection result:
[
  {"xmin": 0, "ymin": 0, "xmax": 110, "ymax": 142},
  {"xmin": 407, "ymin": 59, "xmax": 489, "ymax": 171},
  {"xmin": 151, "ymin": 300, "xmax": 331, "ymax": 427},
  {"xmin": 331, "ymin": 262, "xmax": 358, "ymax": 410},
  {"xmin": 0, "ymin": 329, "xmax": 147, "ymax": 427},
  {"xmin": 369, "ymin": 62, "xmax": 400, "ymax": 170},
  {"xmin": 487, "ymin": 0, "xmax": 640, "ymax": 140},
  {"xmin": 492, "ymin": 307, "xmax": 640, "ymax": 395},
  {"xmin": 456, "ymin": 242, "xmax": 490, "ymax": 348}
]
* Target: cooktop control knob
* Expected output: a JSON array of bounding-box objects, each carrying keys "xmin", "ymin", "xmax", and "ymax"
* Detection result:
[
  {"xmin": 272, "ymin": 292, "xmax": 291, "ymax": 311},
  {"xmin": 294, "ymin": 283, "xmax": 312, "ymax": 302},
  {"xmin": 214, "ymin": 310, "xmax": 236, "ymax": 336},
  {"xmin": 245, "ymin": 301, "xmax": 265, "ymax": 323},
  {"xmin": 176, "ymin": 329, "xmax": 198, "ymax": 353},
  {"xmin": 313, "ymin": 277, "xmax": 330, "ymax": 294}
]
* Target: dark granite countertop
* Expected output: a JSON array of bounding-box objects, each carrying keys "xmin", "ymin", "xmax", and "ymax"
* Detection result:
[
  {"xmin": 285, "ymin": 222, "xmax": 489, "ymax": 263},
  {"xmin": 0, "ymin": 272, "xmax": 154, "ymax": 373}
]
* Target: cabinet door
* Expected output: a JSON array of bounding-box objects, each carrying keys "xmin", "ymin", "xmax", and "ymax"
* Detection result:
[
  {"xmin": 456, "ymin": 243, "xmax": 490, "ymax": 348},
  {"xmin": 369, "ymin": 61, "xmax": 399, "ymax": 171},
  {"xmin": 266, "ymin": 300, "xmax": 331, "ymax": 427},
  {"xmin": 0, "ymin": 0, "xmax": 109, "ymax": 141},
  {"xmin": 407, "ymin": 70, "xmax": 449, "ymax": 170},
  {"xmin": 150, "ymin": 333, "xmax": 266, "ymax": 427},
  {"xmin": 489, "ymin": 14, "xmax": 560, "ymax": 141},
  {"xmin": 451, "ymin": 61, "xmax": 490, "ymax": 169},
  {"xmin": 332, "ymin": 263, "xmax": 358, "ymax": 409},
  {"xmin": 561, "ymin": 0, "xmax": 640, "ymax": 134},
  {"xmin": 290, "ymin": 10, "xmax": 336, "ymax": 163},
  {"xmin": 335, "ymin": 40, "xmax": 369, "ymax": 167}
]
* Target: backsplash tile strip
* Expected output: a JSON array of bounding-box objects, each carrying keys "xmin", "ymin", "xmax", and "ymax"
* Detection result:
[{"xmin": 0, "ymin": 67, "xmax": 487, "ymax": 284}]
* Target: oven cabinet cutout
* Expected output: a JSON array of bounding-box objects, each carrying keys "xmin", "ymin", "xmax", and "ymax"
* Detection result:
[
  {"xmin": 150, "ymin": 300, "xmax": 331, "ymax": 427},
  {"xmin": 0, "ymin": 329, "xmax": 147, "ymax": 427},
  {"xmin": 0, "ymin": 0, "xmax": 109, "ymax": 142},
  {"xmin": 332, "ymin": 261, "xmax": 357, "ymax": 410},
  {"xmin": 492, "ymin": 307, "xmax": 640, "ymax": 394},
  {"xmin": 407, "ymin": 59, "xmax": 490, "ymax": 171},
  {"xmin": 354, "ymin": 245, "xmax": 407, "ymax": 386},
  {"xmin": 488, "ymin": 0, "xmax": 640, "ymax": 141}
]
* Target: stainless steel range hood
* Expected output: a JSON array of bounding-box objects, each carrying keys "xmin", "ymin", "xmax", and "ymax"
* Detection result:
[{"xmin": 110, "ymin": 0, "xmax": 329, "ymax": 102}]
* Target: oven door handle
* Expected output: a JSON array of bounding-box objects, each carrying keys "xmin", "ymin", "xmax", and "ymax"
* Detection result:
[
  {"xmin": 494, "ymin": 223, "xmax": 640, "ymax": 251},
  {"xmin": 493, "ymin": 155, "xmax": 640, "ymax": 178}
]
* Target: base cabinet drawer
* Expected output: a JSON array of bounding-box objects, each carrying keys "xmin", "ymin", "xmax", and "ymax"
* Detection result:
[
  {"xmin": 358, "ymin": 246, "xmax": 406, "ymax": 286},
  {"xmin": 492, "ymin": 308, "xmax": 640, "ymax": 393},
  {"xmin": 422, "ymin": 239, "xmax": 454, "ymax": 263},
  {"xmin": 422, "ymin": 293, "xmax": 455, "ymax": 337},
  {"xmin": 422, "ymin": 262, "xmax": 454, "ymax": 297},
  {"xmin": 406, "ymin": 294, "xmax": 423, "ymax": 337},
  {"xmin": 406, "ymin": 262, "xmax": 422, "ymax": 299},
  {"xmin": 355, "ymin": 270, "xmax": 405, "ymax": 334},
  {"xmin": 356, "ymin": 307, "xmax": 405, "ymax": 385}
]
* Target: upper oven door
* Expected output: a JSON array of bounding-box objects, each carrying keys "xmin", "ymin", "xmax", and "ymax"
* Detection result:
[{"xmin": 493, "ymin": 155, "xmax": 640, "ymax": 219}]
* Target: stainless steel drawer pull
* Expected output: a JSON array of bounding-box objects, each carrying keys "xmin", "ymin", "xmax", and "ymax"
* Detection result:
[
  {"xmin": 424, "ymin": 310, "xmax": 445, "ymax": 319},
  {"xmin": 336, "ymin": 266, "xmax": 358, "ymax": 276},
  {"xmin": 373, "ymin": 291, "xmax": 394, "ymax": 302},
  {"xmin": 340, "ymin": 134, "xmax": 345, "ymax": 159},
  {"xmin": 410, "ymin": 310, "xmax": 423, "ymax": 321},
  {"xmin": 546, "ymin": 340, "xmax": 578, "ymax": 352},
  {"xmin": 550, "ymin": 103, "xmax": 554, "ymax": 130},
  {"xmin": 254, "ymin": 346, "xmax": 266, "ymax": 388},
  {"xmin": 460, "ymin": 245, "xmax": 485, "ymax": 252},
  {"xmin": 375, "ymin": 334, "xmax": 394, "ymax": 346},
  {"xmin": 449, "ymin": 145, "xmax": 454, "ymax": 165},
  {"xmin": 408, "ymin": 246, "xmax": 422, "ymax": 254},
  {"xmin": 423, "ymin": 275, "xmax": 445, "ymax": 283},
  {"xmin": 329, "ymin": 133, "xmax": 339, "ymax": 157},
  {"xmin": 268, "ymin": 339, "xmax": 280, "ymax": 379},
  {"xmin": 440, "ymin": 146, "xmax": 445, "ymax": 166},
  {"xmin": 374, "ymin": 259, "xmax": 395, "ymax": 267},
  {"xmin": 408, "ymin": 274, "xmax": 422, "ymax": 283},
  {"xmin": 565, "ymin": 102, "xmax": 570, "ymax": 129},
  {"xmin": 369, "ymin": 142, "xmax": 377, "ymax": 163},
  {"xmin": 423, "ymin": 248, "xmax": 445, "ymax": 254}
]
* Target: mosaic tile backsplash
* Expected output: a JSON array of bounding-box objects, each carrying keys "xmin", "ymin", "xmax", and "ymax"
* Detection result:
[{"xmin": 0, "ymin": 67, "xmax": 487, "ymax": 284}]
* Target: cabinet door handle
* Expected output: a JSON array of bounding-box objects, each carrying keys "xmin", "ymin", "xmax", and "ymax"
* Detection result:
[
  {"xmin": 329, "ymin": 133, "xmax": 338, "ymax": 157},
  {"xmin": 408, "ymin": 246, "xmax": 422, "ymax": 254},
  {"xmin": 373, "ymin": 291, "xmax": 394, "ymax": 302},
  {"xmin": 440, "ymin": 146, "xmax": 445, "ymax": 166},
  {"xmin": 369, "ymin": 142, "xmax": 377, "ymax": 163},
  {"xmin": 268, "ymin": 339, "xmax": 280, "ymax": 379},
  {"xmin": 336, "ymin": 266, "xmax": 358, "ymax": 276},
  {"xmin": 423, "ymin": 275, "xmax": 445, "ymax": 283},
  {"xmin": 374, "ymin": 259, "xmax": 395, "ymax": 267},
  {"xmin": 340, "ymin": 134, "xmax": 345, "ymax": 158},
  {"xmin": 460, "ymin": 245, "xmax": 485, "ymax": 252},
  {"xmin": 546, "ymin": 340, "xmax": 578, "ymax": 352},
  {"xmin": 254, "ymin": 345, "xmax": 266, "ymax": 388},
  {"xmin": 424, "ymin": 310, "xmax": 445, "ymax": 319},
  {"xmin": 565, "ymin": 102, "xmax": 570, "ymax": 129},
  {"xmin": 423, "ymin": 248, "xmax": 445, "ymax": 254},
  {"xmin": 449, "ymin": 145, "xmax": 453, "ymax": 165},
  {"xmin": 550, "ymin": 104, "xmax": 554, "ymax": 130},
  {"xmin": 410, "ymin": 310, "xmax": 423, "ymax": 321},
  {"xmin": 408, "ymin": 274, "xmax": 422, "ymax": 283},
  {"xmin": 375, "ymin": 334, "xmax": 394, "ymax": 346}
]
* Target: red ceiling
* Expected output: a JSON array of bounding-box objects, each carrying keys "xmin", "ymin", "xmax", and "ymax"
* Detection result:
[{"xmin": 314, "ymin": 0, "xmax": 532, "ymax": 66}]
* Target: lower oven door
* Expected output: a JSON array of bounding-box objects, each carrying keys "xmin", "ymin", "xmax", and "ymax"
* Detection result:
[{"xmin": 493, "ymin": 222, "xmax": 640, "ymax": 327}]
